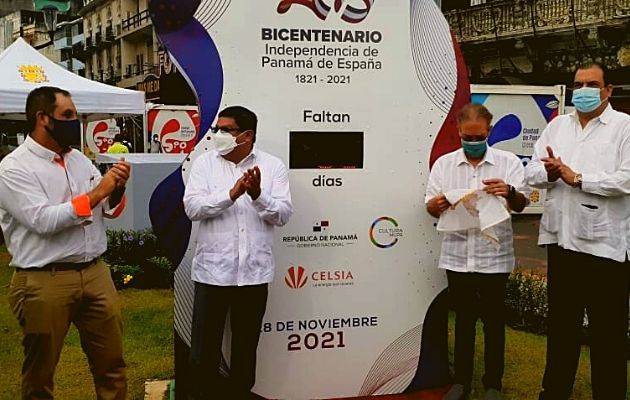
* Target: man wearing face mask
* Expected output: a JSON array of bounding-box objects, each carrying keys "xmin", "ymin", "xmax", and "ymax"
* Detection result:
[
  {"xmin": 425, "ymin": 103, "xmax": 527, "ymax": 400},
  {"xmin": 0, "ymin": 86, "xmax": 130, "ymax": 399},
  {"xmin": 183, "ymin": 105, "xmax": 293, "ymax": 399},
  {"xmin": 525, "ymin": 63, "xmax": 630, "ymax": 400}
]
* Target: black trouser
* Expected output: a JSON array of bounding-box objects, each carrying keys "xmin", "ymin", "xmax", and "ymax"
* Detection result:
[
  {"xmin": 446, "ymin": 270, "xmax": 510, "ymax": 394},
  {"xmin": 539, "ymin": 245, "xmax": 629, "ymax": 400},
  {"xmin": 189, "ymin": 282, "xmax": 268, "ymax": 399}
]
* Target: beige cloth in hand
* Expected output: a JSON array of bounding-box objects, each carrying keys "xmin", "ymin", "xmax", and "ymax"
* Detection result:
[{"xmin": 437, "ymin": 189, "xmax": 510, "ymax": 246}]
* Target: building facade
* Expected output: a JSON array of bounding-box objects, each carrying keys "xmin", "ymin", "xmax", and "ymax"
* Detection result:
[
  {"xmin": 442, "ymin": 0, "xmax": 630, "ymax": 110},
  {"xmin": 0, "ymin": 10, "xmax": 52, "ymax": 53},
  {"xmin": 80, "ymin": 0, "xmax": 158, "ymax": 89},
  {"xmin": 54, "ymin": 17, "xmax": 85, "ymax": 75},
  {"xmin": 0, "ymin": 5, "xmax": 85, "ymax": 75}
]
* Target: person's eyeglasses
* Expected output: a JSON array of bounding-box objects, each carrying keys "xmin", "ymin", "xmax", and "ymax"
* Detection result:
[{"xmin": 210, "ymin": 126, "xmax": 242, "ymax": 134}]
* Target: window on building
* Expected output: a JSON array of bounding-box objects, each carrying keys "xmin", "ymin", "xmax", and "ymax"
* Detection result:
[{"xmin": 136, "ymin": 53, "xmax": 144, "ymax": 74}]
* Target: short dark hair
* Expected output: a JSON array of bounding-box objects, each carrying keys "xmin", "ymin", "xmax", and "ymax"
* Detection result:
[
  {"xmin": 113, "ymin": 133, "xmax": 124, "ymax": 142},
  {"xmin": 25, "ymin": 86, "xmax": 71, "ymax": 131},
  {"xmin": 456, "ymin": 103, "xmax": 493, "ymax": 126},
  {"xmin": 218, "ymin": 106, "xmax": 258, "ymax": 142},
  {"xmin": 575, "ymin": 62, "xmax": 608, "ymax": 85}
]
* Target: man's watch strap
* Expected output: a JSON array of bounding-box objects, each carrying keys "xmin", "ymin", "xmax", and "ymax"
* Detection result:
[
  {"xmin": 573, "ymin": 173, "xmax": 583, "ymax": 188},
  {"xmin": 507, "ymin": 184, "xmax": 516, "ymax": 200}
]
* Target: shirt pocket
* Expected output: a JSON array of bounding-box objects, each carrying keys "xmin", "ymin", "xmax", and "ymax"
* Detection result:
[
  {"xmin": 540, "ymin": 192, "xmax": 561, "ymax": 234},
  {"xmin": 197, "ymin": 232, "xmax": 236, "ymax": 275},
  {"xmin": 571, "ymin": 200, "xmax": 609, "ymax": 240},
  {"xmin": 247, "ymin": 236, "xmax": 274, "ymax": 278}
]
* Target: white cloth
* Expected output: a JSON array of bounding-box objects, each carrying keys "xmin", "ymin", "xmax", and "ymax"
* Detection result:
[
  {"xmin": 525, "ymin": 105, "xmax": 630, "ymax": 262},
  {"xmin": 0, "ymin": 136, "xmax": 117, "ymax": 268},
  {"xmin": 183, "ymin": 149, "xmax": 293, "ymax": 286},
  {"xmin": 425, "ymin": 147, "xmax": 527, "ymax": 273},
  {"xmin": 438, "ymin": 189, "xmax": 510, "ymax": 246}
]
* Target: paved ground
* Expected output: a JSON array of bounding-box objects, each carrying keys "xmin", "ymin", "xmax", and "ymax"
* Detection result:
[
  {"xmin": 144, "ymin": 380, "xmax": 170, "ymax": 400},
  {"xmin": 513, "ymin": 214, "xmax": 547, "ymax": 274}
]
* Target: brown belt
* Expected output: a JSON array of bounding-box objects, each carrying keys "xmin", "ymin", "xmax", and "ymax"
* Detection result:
[{"xmin": 17, "ymin": 259, "xmax": 97, "ymax": 272}]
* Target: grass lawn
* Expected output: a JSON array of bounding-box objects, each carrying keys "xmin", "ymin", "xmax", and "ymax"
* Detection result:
[
  {"xmin": 0, "ymin": 248, "xmax": 174, "ymax": 400},
  {"xmin": 0, "ymin": 244, "xmax": 624, "ymax": 400},
  {"xmin": 450, "ymin": 316, "xmax": 600, "ymax": 400}
]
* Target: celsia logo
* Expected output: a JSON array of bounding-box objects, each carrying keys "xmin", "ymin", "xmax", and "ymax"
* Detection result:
[
  {"xmin": 285, "ymin": 266, "xmax": 308, "ymax": 289},
  {"xmin": 277, "ymin": 0, "xmax": 374, "ymax": 23}
]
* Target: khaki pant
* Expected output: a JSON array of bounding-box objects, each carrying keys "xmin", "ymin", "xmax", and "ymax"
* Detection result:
[{"xmin": 8, "ymin": 260, "xmax": 127, "ymax": 400}]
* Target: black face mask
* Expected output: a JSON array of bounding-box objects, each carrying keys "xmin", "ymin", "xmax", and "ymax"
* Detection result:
[{"xmin": 45, "ymin": 114, "xmax": 81, "ymax": 150}]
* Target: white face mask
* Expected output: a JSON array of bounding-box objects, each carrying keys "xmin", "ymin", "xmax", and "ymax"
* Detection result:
[{"xmin": 211, "ymin": 130, "xmax": 245, "ymax": 155}]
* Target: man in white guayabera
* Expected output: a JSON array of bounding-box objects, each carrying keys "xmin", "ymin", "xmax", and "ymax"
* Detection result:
[
  {"xmin": 183, "ymin": 106, "xmax": 293, "ymax": 400},
  {"xmin": 426, "ymin": 103, "xmax": 528, "ymax": 400},
  {"xmin": 525, "ymin": 63, "xmax": 630, "ymax": 400}
]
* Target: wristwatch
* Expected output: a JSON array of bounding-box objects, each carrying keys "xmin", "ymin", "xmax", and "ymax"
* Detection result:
[
  {"xmin": 573, "ymin": 173, "xmax": 583, "ymax": 189},
  {"xmin": 507, "ymin": 184, "xmax": 516, "ymax": 200}
]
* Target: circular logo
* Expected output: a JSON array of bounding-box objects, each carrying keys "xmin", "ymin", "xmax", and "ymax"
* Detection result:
[{"xmin": 369, "ymin": 217, "xmax": 402, "ymax": 249}]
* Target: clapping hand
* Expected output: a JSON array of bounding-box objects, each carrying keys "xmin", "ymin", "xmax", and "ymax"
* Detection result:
[
  {"xmin": 541, "ymin": 146, "xmax": 563, "ymax": 182},
  {"xmin": 108, "ymin": 158, "xmax": 131, "ymax": 188},
  {"xmin": 541, "ymin": 146, "xmax": 577, "ymax": 186},
  {"xmin": 244, "ymin": 166, "xmax": 261, "ymax": 200},
  {"xmin": 229, "ymin": 166, "xmax": 262, "ymax": 201}
]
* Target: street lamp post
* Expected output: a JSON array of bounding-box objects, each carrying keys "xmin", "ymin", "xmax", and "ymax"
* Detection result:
[{"xmin": 33, "ymin": 0, "xmax": 71, "ymax": 50}]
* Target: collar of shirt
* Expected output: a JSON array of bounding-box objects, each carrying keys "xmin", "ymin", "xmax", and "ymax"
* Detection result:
[
  {"xmin": 569, "ymin": 103, "xmax": 613, "ymax": 125},
  {"xmin": 24, "ymin": 135, "xmax": 57, "ymax": 162},
  {"xmin": 455, "ymin": 147, "xmax": 496, "ymax": 167},
  {"xmin": 24, "ymin": 135, "xmax": 68, "ymax": 165}
]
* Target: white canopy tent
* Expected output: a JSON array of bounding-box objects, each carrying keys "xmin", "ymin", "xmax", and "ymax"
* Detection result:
[{"xmin": 0, "ymin": 38, "xmax": 145, "ymax": 121}]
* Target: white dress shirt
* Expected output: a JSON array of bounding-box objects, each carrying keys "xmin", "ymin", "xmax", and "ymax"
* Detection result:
[
  {"xmin": 425, "ymin": 147, "xmax": 527, "ymax": 273},
  {"xmin": 525, "ymin": 105, "xmax": 630, "ymax": 262},
  {"xmin": 0, "ymin": 136, "xmax": 122, "ymax": 268},
  {"xmin": 183, "ymin": 149, "xmax": 293, "ymax": 286}
]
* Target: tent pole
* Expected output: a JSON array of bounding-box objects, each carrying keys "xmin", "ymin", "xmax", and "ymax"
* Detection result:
[
  {"xmin": 142, "ymin": 107, "xmax": 148, "ymax": 153},
  {"xmin": 81, "ymin": 115, "xmax": 87, "ymax": 158}
]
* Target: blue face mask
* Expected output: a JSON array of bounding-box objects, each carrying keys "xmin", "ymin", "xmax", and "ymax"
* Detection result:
[
  {"xmin": 572, "ymin": 87, "xmax": 603, "ymax": 113},
  {"xmin": 461, "ymin": 139, "xmax": 487, "ymax": 158}
]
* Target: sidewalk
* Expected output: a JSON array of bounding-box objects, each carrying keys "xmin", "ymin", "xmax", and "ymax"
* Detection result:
[{"xmin": 144, "ymin": 380, "xmax": 171, "ymax": 400}]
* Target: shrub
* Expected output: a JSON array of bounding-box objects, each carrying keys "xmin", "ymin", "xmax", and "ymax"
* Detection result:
[
  {"xmin": 104, "ymin": 229, "xmax": 174, "ymax": 289},
  {"xmin": 109, "ymin": 264, "xmax": 143, "ymax": 288},
  {"xmin": 506, "ymin": 270, "xmax": 630, "ymax": 346},
  {"xmin": 505, "ymin": 271, "xmax": 548, "ymax": 335}
]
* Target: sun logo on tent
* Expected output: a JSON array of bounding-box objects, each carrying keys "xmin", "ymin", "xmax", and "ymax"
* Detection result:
[{"xmin": 18, "ymin": 65, "xmax": 49, "ymax": 83}]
